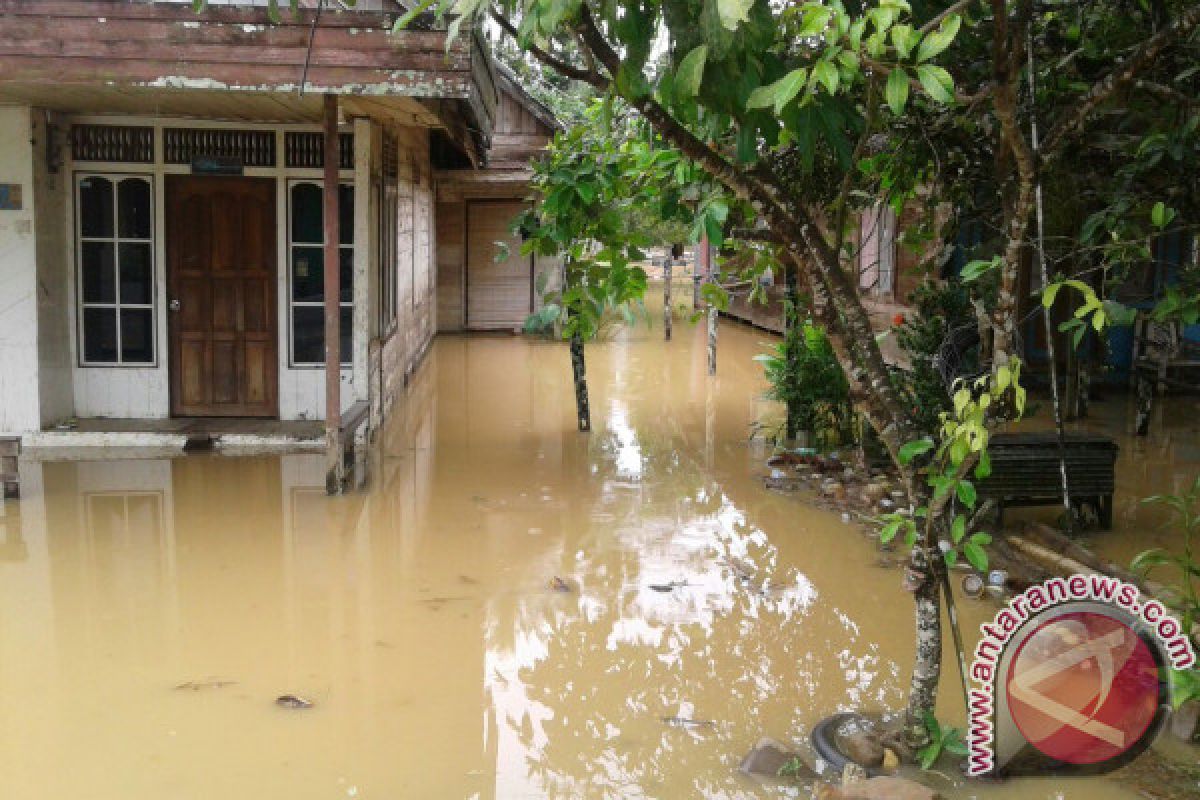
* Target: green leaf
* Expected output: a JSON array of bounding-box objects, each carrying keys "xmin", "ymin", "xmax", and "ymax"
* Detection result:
[
  {"xmin": 880, "ymin": 519, "xmax": 902, "ymax": 544},
  {"xmin": 960, "ymin": 257, "xmax": 996, "ymax": 282},
  {"xmin": 943, "ymin": 549, "xmax": 958, "ymax": 568},
  {"xmin": 1130, "ymin": 548, "xmax": 1173, "ymax": 574},
  {"xmin": 964, "ymin": 541, "xmax": 989, "ymax": 571},
  {"xmin": 747, "ymin": 68, "xmax": 809, "ymax": 114},
  {"xmin": 957, "ymin": 479, "xmax": 977, "ymax": 508},
  {"xmin": 885, "ymin": 68, "xmax": 909, "ymax": 115},
  {"xmin": 951, "ymin": 514, "xmax": 966, "ymax": 544},
  {"xmin": 916, "ymin": 14, "xmax": 961, "ymax": 63},
  {"xmin": 813, "ymin": 61, "xmax": 839, "ymax": 95},
  {"xmin": 1152, "ymin": 201, "xmax": 1166, "ymax": 228},
  {"xmin": 393, "ymin": 0, "xmax": 437, "ymax": 30},
  {"xmin": 676, "ymin": 45, "xmax": 708, "ymax": 98},
  {"xmin": 970, "ymin": 532, "xmax": 992, "ymax": 546},
  {"xmin": 899, "ymin": 438, "xmax": 934, "ymax": 464},
  {"xmin": 192, "ymin": 0, "xmax": 206, "ymax": 11},
  {"xmin": 1042, "ymin": 282, "xmax": 1061, "ymax": 308},
  {"xmin": 891, "ymin": 24, "xmax": 917, "ymax": 59},
  {"xmin": 974, "ymin": 450, "xmax": 992, "ymax": 480},
  {"xmin": 717, "ymin": 0, "xmax": 754, "ymax": 30},
  {"xmin": 915, "ymin": 64, "xmax": 954, "ymax": 103}
]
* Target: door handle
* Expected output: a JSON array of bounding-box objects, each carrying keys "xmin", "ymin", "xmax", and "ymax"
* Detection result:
[{"xmin": 169, "ymin": 298, "xmax": 181, "ymax": 312}]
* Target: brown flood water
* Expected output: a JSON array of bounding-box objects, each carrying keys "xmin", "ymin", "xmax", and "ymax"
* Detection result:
[{"xmin": 0, "ymin": 312, "xmax": 1154, "ymax": 799}]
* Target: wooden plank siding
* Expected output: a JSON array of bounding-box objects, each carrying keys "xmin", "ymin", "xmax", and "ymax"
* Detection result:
[{"xmin": 0, "ymin": 1, "xmax": 479, "ymax": 100}]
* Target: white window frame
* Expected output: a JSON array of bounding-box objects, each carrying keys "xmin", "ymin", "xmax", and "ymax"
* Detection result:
[
  {"xmin": 286, "ymin": 178, "xmax": 354, "ymax": 367},
  {"xmin": 74, "ymin": 172, "xmax": 157, "ymax": 367}
]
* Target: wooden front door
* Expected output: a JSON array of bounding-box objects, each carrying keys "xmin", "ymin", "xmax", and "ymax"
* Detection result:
[{"xmin": 167, "ymin": 176, "xmax": 278, "ymax": 417}]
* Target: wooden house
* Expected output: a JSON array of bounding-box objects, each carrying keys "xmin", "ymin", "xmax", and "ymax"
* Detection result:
[
  {"xmin": 0, "ymin": 1, "xmax": 554, "ymax": 488},
  {"xmin": 434, "ymin": 63, "xmax": 559, "ymax": 333}
]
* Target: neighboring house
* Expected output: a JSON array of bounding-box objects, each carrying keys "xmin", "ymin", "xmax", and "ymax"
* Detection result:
[
  {"xmin": 0, "ymin": 0, "xmax": 516, "ymax": 459},
  {"xmin": 435, "ymin": 63, "xmax": 560, "ymax": 332}
]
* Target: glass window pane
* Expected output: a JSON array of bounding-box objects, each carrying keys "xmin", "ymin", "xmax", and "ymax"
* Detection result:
[
  {"xmin": 291, "ymin": 246, "xmax": 324, "ymax": 303},
  {"xmin": 79, "ymin": 176, "xmax": 113, "ymax": 238},
  {"xmin": 117, "ymin": 178, "xmax": 152, "ymax": 239},
  {"xmin": 119, "ymin": 242, "xmax": 153, "ymax": 305},
  {"xmin": 120, "ymin": 308, "xmax": 154, "ymax": 363},
  {"xmin": 291, "ymin": 182, "xmax": 323, "ymax": 244},
  {"xmin": 339, "ymin": 248, "xmax": 353, "ymax": 302},
  {"xmin": 339, "ymin": 184, "xmax": 354, "ymax": 245},
  {"xmin": 340, "ymin": 305, "xmax": 352, "ymax": 364},
  {"xmin": 83, "ymin": 307, "xmax": 118, "ymax": 363},
  {"xmin": 81, "ymin": 241, "xmax": 116, "ymax": 303},
  {"xmin": 292, "ymin": 306, "xmax": 324, "ymax": 364}
]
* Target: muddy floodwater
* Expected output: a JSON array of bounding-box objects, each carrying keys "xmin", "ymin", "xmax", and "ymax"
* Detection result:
[{"xmin": 0, "ymin": 312, "xmax": 1170, "ymax": 798}]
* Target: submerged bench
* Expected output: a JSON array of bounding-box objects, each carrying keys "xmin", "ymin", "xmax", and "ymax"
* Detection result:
[{"xmin": 978, "ymin": 432, "xmax": 1118, "ymax": 529}]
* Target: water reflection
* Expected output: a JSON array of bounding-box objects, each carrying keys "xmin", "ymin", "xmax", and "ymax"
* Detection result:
[{"xmin": 0, "ymin": 321, "xmax": 1141, "ymax": 799}]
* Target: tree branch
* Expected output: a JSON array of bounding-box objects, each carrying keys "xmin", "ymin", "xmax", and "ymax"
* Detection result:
[
  {"xmin": 1041, "ymin": 4, "xmax": 1200, "ymax": 160},
  {"xmin": 489, "ymin": 6, "xmax": 604, "ymax": 87},
  {"xmin": 917, "ymin": 0, "xmax": 975, "ymax": 36}
]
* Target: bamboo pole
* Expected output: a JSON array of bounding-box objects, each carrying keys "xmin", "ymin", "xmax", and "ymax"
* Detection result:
[
  {"xmin": 323, "ymin": 94, "xmax": 344, "ymax": 494},
  {"xmin": 663, "ymin": 256, "xmax": 673, "ymax": 341}
]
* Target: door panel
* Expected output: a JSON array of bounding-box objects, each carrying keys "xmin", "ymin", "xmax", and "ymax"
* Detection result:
[
  {"xmin": 466, "ymin": 201, "xmax": 533, "ymax": 331},
  {"xmin": 167, "ymin": 176, "xmax": 278, "ymax": 417}
]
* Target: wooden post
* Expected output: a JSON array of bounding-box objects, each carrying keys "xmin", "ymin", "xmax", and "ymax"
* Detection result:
[
  {"xmin": 700, "ymin": 234, "xmax": 716, "ymax": 375},
  {"xmin": 323, "ymin": 94, "xmax": 344, "ymax": 494},
  {"xmin": 663, "ymin": 256, "xmax": 672, "ymax": 341}
]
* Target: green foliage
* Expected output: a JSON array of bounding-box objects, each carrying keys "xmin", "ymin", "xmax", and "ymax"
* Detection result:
[
  {"xmin": 1169, "ymin": 667, "xmax": 1200, "ymax": 712},
  {"xmin": 892, "ymin": 280, "xmax": 976, "ymax": 437},
  {"xmin": 517, "ymin": 102, "xmax": 707, "ymax": 341},
  {"xmin": 916, "ymin": 711, "xmax": 968, "ymax": 770},
  {"xmin": 1132, "ymin": 474, "xmax": 1200, "ymax": 635},
  {"xmin": 755, "ymin": 314, "xmax": 851, "ymax": 447},
  {"xmin": 522, "ymin": 303, "xmax": 562, "ymax": 336}
]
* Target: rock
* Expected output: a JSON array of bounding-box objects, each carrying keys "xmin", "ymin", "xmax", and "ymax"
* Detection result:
[
  {"xmin": 881, "ymin": 749, "xmax": 899, "ymax": 771},
  {"xmin": 739, "ymin": 737, "xmax": 808, "ymax": 780},
  {"xmin": 1168, "ymin": 700, "xmax": 1200, "ymax": 743},
  {"xmin": 843, "ymin": 467, "xmax": 857, "ymax": 479},
  {"xmin": 878, "ymin": 498, "xmax": 895, "ymax": 511},
  {"xmin": 834, "ymin": 718, "xmax": 884, "ymax": 768},
  {"xmin": 818, "ymin": 776, "xmax": 940, "ymax": 799},
  {"xmin": 863, "ymin": 483, "xmax": 887, "ymax": 503},
  {"xmin": 879, "ymin": 729, "xmax": 916, "ymax": 764},
  {"xmin": 275, "ymin": 694, "xmax": 313, "ymax": 709},
  {"xmin": 890, "ymin": 490, "xmax": 907, "ymax": 501},
  {"xmin": 841, "ymin": 512, "xmax": 852, "ymax": 524}
]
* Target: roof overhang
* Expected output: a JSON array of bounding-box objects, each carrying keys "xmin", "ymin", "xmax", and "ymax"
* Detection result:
[{"xmin": 0, "ymin": 0, "xmax": 496, "ymax": 139}]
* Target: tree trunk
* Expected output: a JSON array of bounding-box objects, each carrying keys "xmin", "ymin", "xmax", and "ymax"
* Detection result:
[
  {"xmin": 570, "ymin": 331, "xmax": 591, "ymax": 432},
  {"xmin": 905, "ymin": 546, "xmax": 943, "ymax": 735},
  {"xmin": 784, "ymin": 262, "xmax": 801, "ymax": 441},
  {"xmin": 707, "ymin": 306, "xmax": 718, "ymax": 376},
  {"xmin": 663, "ymin": 258, "xmax": 673, "ymax": 341}
]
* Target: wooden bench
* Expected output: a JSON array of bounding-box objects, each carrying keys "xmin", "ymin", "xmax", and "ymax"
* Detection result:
[{"xmin": 978, "ymin": 432, "xmax": 1118, "ymax": 529}]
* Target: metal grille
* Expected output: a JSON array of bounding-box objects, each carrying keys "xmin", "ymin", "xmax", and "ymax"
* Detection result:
[
  {"xmin": 284, "ymin": 132, "xmax": 355, "ymax": 169},
  {"xmin": 163, "ymin": 128, "xmax": 276, "ymax": 167},
  {"xmin": 71, "ymin": 125, "xmax": 154, "ymax": 163}
]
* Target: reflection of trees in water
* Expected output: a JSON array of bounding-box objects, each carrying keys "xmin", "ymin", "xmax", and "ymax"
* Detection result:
[{"xmin": 482, "ymin": 408, "xmax": 897, "ymax": 796}]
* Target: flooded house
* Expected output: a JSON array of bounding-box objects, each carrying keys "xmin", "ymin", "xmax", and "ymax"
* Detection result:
[{"xmin": 0, "ymin": 0, "xmax": 553, "ymax": 491}]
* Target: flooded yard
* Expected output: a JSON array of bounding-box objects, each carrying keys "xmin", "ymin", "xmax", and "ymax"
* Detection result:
[{"xmin": 0, "ymin": 316, "xmax": 1167, "ymax": 798}]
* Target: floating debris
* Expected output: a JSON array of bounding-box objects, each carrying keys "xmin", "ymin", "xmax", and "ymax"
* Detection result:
[
  {"xmin": 661, "ymin": 715, "xmax": 715, "ymax": 728},
  {"xmin": 648, "ymin": 581, "xmax": 688, "ymax": 593},
  {"xmin": 174, "ymin": 678, "xmax": 236, "ymax": 691},
  {"xmin": 962, "ymin": 573, "xmax": 985, "ymax": 599},
  {"xmin": 275, "ymin": 694, "xmax": 313, "ymax": 710},
  {"xmin": 548, "ymin": 576, "xmax": 573, "ymax": 593}
]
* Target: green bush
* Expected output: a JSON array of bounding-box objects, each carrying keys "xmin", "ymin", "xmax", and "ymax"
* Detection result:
[
  {"xmin": 755, "ymin": 315, "xmax": 851, "ymax": 447},
  {"xmin": 893, "ymin": 279, "xmax": 977, "ymax": 436}
]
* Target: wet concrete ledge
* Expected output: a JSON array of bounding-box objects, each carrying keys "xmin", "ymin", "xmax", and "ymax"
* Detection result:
[{"xmin": 21, "ymin": 418, "xmax": 325, "ymax": 459}]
